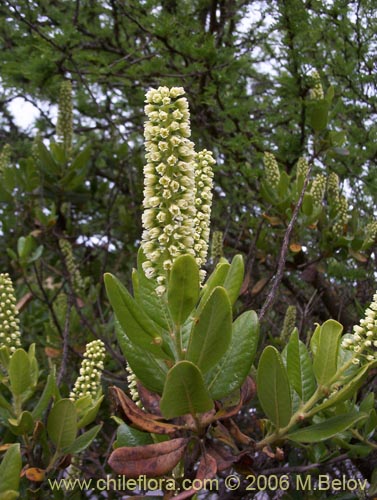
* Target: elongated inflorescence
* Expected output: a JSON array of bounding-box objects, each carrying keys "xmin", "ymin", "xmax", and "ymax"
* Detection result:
[
  {"xmin": 70, "ymin": 339, "xmax": 105, "ymax": 400},
  {"xmin": 263, "ymin": 152, "xmax": 280, "ymax": 190},
  {"xmin": 141, "ymin": 86, "xmax": 215, "ymax": 294},
  {"xmin": 342, "ymin": 293, "xmax": 377, "ymax": 364},
  {"xmin": 0, "ymin": 273, "xmax": 21, "ymax": 353}
]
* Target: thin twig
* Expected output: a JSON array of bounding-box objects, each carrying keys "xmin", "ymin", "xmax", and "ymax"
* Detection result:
[{"xmin": 259, "ymin": 163, "xmax": 313, "ymax": 321}]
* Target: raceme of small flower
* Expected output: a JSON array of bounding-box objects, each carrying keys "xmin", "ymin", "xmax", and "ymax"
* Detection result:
[
  {"xmin": 280, "ymin": 305, "xmax": 297, "ymax": 341},
  {"xmin": 141, "ymin": 86, "xmax": 215, "ymax": 295},
  {"xmin": 310, "ymin": 174, "xmax": 326, "ymax": 206},
  {"xmin": 327, "ymin": 172, "xmax": 340, "ymax": 203},
  {"xmin": 0, "ymin": 144, "xmax": 11, "ymax": 174},
  {"xmin": 194, "ymin": 149, "xmax": 215, "ymax": 282},
  {"xmin": 363, "ymin": 220, "xmax": 377, "ymax": 247},
  {"xmin": 309, "ymin": 70, "xmax": 324, "ymax": 100},
  {"xmin": 56, "ymin": 80, "xmax": 73, "ymax": 155},
  {"xmin": 125, "ymin": 363, "xmax": 142, "ymax": 408},
  {"xmin": 342, "ymin": 292, "xmax": 377, "ymax": 364},
  {"xmin": 69, "ymin": 339, "xmax": 106, "ymax": 400},
  {"xmin": 296, "ymin": 157, "xmax": 309, "ymax": 182},
  {"xmin": 210, "ymin": 230, "xmax": 224, "ymax": 262},
  {"xmin": 333, "ymin": 194, "xmax": 348, "ymax": 237},
  {"xmin": 59, "ymin": 238, "xmax": 84, "ymax": 293},
  {"xmin": 263, "ymin": 152, "xmax": 280, "ymax": 190},
  {"xmin": 0, "ymin": 273, "xmax": 21, "ymax": 353}
]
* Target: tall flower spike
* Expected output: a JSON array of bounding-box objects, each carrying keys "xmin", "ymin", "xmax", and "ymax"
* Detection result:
[
  {"xmin": 263, "ymin": 152, "xmax": 280, "ymax": 190},
  {"xmin": 126, "ymin": 363, "xmax": 142, "ymax": 408},
  {"xmin": 363, "ymin": 220, "xmax": 377, "ymax": 249},
  {"xmin": 141, "ymin": 86, "xmax": 197, "ymax": 295},
  {"xmin": 0, "ymin": 144, "xmax": 11, "ymax": 174},
  {"xmin": 280, "ymin": 305, "xmax": 297, "ymax": 341},
  {"xmin": 59, "ymin": 239, "xmax": 84, "ymax": 293},
  {"xmin": 327, "ymin": 172, "xmax": 340, "ymax": 203},
  {"xmin": 310, "ymin": 174, "xmax": 326, "ymax": 207},
  {"xmin": 296, "ymin": 157, "xmax": 309, "ymax": 182},
  {"xmin": 56, "ymin": 80, "xmax": 73, "ymax": 155},
  {"xmin": 211, "ymin": 231, "xmax": 224, "ymax": 262},
  {"xmin": 333, "ymin": 195, "xmax": 348, "ymax": 237},
  {"xmin": 193, "ymin": 149, "xmax": 215, "ymax": 282},
  {"xmin": 70, "ymin": 339, "xmax": 105, "ymax": 400},
  {"xmin": 342, "ymin": 291, "xmax": 377, "ymax": 364},
  {"xmin": 309, "ymin": 70, "xmax": 324, "ymax": 100},
  {"xmin": 0, "ymin": 273, "xmax": 21, "ymax": 353}
]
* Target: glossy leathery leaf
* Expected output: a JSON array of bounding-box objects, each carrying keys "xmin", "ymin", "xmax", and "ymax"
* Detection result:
[
  {"xmin": 287, "ymin": 412, "xmax": 368, "ymax": 443},
  {"xmin": 198, "ymin": 261, "xmax": 230, "ymax": 311},
  {"xmin": 160, "ymin": 361, "xmax": 213, "ymax": 418},
  {"xmin": 9, "ymin": 349, "xmax": 31, "ymax": 396},
  {"xmin": 115, "ymin": 321, "xmax": 167, "ymax": 394},
  {"xmin": 257, "ymin": 346, "xmax": 292, "ymax": 429},
  {"xmin": 104, "ymin": 273, "xmax": 170, "ymax": 359},
  {"xmin": 311, "ymin": 360, "xmax": 377, "ymax": 415},
  {"xmin": 207, "ymin": 310, "xmax": 259, "ymax": 400},
  {"xmin": 32, "ymin": 372, "xmax": 57, "ymax": 419},
  {"xmin": 0, "ymin": 444, "xmax": 21, "ymax": 495},
  {"xmin": 136, "ymin": 248, "xmax": 171, "ymax": 330},
  {"xmin": 307, "ymin": 99, "xmax": 329, "ymax": 131},
  {"xmin": 47, "ymin": 399, "xmax": 77, "ymax": 450},
  {"xmin": 8, "ymin": 411, "xmax": 34, "ymax": 436},
  {"xmin": 77, "ymin": 395, "xmax": 104, "ymax": 428},
  {"xmin": 113, "ymin": 422, "xmax": 154, "ymax": 448},
  {"xmin": 286, "ymin": 329, "xmax": 316, "ymax": 401},
  {"xmin": 313, "ymin": 320, "xmax": 343, "ymax": 385},
  {"xmin": 222, "ymin": 254, "xmax": 244, "ymax": 305},
  {"xmin": 187, "ymin": 287, "xmax": 232, "ymax": 373},
  {"xmin": 168, "ymin": 254, "xmax": 200, "ymax": 326},
  {"xmin": 109, "ymin": 437, "xmax": 188, "ymax": 478},
  {"xmin": 63, "ymin": 423, "xmax": 103, "ymax": 454}
]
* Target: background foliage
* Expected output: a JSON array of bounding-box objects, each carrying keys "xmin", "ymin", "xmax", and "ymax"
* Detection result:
[{"xmin": 0, "ymin": 0, "xmax": 377, "ymax": 498}]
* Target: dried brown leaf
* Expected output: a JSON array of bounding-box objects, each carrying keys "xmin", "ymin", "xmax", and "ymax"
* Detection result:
[{"xmin": 108, "ymin": 438, "xmax": 188, "ymax": 478}]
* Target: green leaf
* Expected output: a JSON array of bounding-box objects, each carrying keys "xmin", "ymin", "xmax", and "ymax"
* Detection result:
[
  {"xmin": 311, "ymin": 361, "xmax": 377, "ymax": 415},
  {"xmin": 115, "ymin": 321, "xmax": 167, "ymax": 394},
  {"xmin": 47, "ymin": 399, "xmax": 77, "ymax": 450},
  {"xmin": 187, "ymin": 287, "xmax": 232, "ymax": 373},
  {"xmin": 198, "ymin": 261, "xmax": 230, "ymax": 312},
  {"xmin": 313, "ymin": 320, "xmax": 343, "ymax": 385},
  {"xmin": 32, "ymin": 371, "xmax": 56, "ymax": 419},
  {"xmin": 302, "ymin": 193, "xmax": 313, "ymax": 217},
  {"xmin": 8, "ymin": 411, "xmax": 34, "ymax": 435},
  {"xmin": 167, "ymin": 254, "xmax": 200, "ymax": 326},
  {"xmin": 135, "ymin": 249, "xmax": 171, "ymax": 330},
  {"xmin": 307, "ymin": 100, "xmax": 329, "ymax": 131},
  {"xmin": 309, "ymin": 324, "xmax": 321, "ymax": 356},
  {"xmin": 222, "ymin": 254, "xmax": 244, "ymax": 305},
  {"xmin": 104, "ymin": 273, "xmax": 170, "ymax": 359},
  {"xmin": 0, "ymin": 390, "xmax": 12, "ymax": 412},
  {"xmin": 9, "ymin": 349, "xmax": 31, "ymax": 396},
  {"xmin": 70, "ymin": 145, "xmax": 91, "ymax": 171},
  {"xmin": 0, "ymin": 443, "xmax": 21, "ymax": 495},
  {"xmin": 287, "ymin": 412, "xmax": 368, "ymax": 443},
  {"xmin": 286, "ymin": 329, "xmax": 316, "ymax": 401},
  {"xmin": 206, "ymin": 310, "xmax": 259, "ymax": 400},
  {"xmin": 257, "ymin": 346, "xmax": 292, "ymax": 429},
  {"xmin": 36, "ymin": 141, "xmax": 60, "ymax": 176},
  {"xmin": 77, "ymin": 395, "xmax": 103, "ymax": 428},
  {"xmin": 63, "ymin": 423, "xmax": 102, "ymax": 454},
  {"xmin": 113, "ymin": 422, "xmax": 154, "ymax": 448},
  {"xmin": 160, "ymin": 361, "xmax": 213, "ymax": 418}
]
